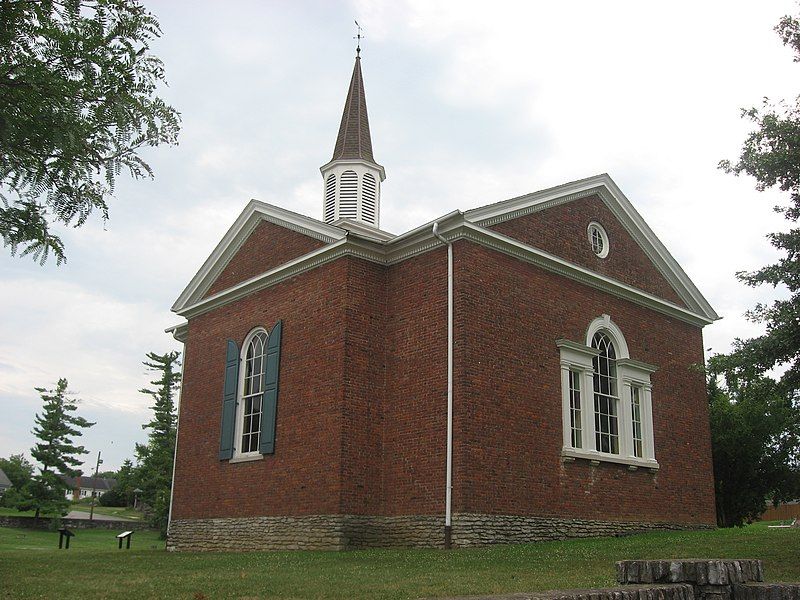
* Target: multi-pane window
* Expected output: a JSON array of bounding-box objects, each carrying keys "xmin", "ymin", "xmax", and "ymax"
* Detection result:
[
  {"xmin": 587, "ymin": 222, "xmax": 609, "ymax": 258},
  {"xmin": 592, "ymin": 331, "xmax": 619, "ymax": 454},
  {"xmin": 569, "ymin": 370, "xmax": 582, "ymax": 448},
  {"xmin": 241, "ymin": 330, "xmax": 268, "ymax": 453},
  {"xmin": 631, "ymin": 385, "xmax": 643, "ymax": 458}
]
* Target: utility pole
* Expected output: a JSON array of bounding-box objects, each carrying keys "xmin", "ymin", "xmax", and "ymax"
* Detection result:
[{"xmin": 89, "ymin": 450, "xmax": 101, "ymax": 522}]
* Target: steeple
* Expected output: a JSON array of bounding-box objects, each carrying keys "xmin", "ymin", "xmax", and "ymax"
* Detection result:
[
  {"xmin": 320, "ymin": 51, "xmax": 386, "ymax": 228},
  {"xmin": 331, "ymin": 56, "xmax": 374, "ymax": 163}
]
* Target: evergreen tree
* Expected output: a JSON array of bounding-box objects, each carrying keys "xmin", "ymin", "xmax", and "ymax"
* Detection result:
[
  {"xmin": 18, "ymin": 379, "xmax": 94, "ymax": 518},
  {"xmin": 134, "ymin": 351, "xmax": 180, "ymax": 536}
]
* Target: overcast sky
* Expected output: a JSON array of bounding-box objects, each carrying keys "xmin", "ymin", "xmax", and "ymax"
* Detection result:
[{"xmin": 1, "ymin": 0, "xmax": 797, "ymax": 473}]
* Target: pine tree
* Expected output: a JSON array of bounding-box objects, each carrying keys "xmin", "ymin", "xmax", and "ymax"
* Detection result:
[
  {"xmin": 18, "ymin": 379, "xmax": 94, "ymax": 518},
  {"xmin": 134, "ymin": 351, "xmax": 180, "ymax": 536}
]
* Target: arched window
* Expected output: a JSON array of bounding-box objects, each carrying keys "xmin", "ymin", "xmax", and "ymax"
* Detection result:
[
  {"xmin": 238, "ymin": 328, "xmax": 268, "ymax": 454},
  {"xmin": 557, "ymin": 314, "xmax": 658, "ymax": 468},
  {"xmin": 591, "ymin": 331, "xmax": 619, "ymax": 454}
]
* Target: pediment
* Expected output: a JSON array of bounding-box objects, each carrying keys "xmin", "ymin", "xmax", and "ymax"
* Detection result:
[
  {"xmin": 464, "ymin": 174, "xmax": 718, "ymax": 321},
  {"xmin": 172, "ymin": 200, "xmax": 346, "ymax": 313}
]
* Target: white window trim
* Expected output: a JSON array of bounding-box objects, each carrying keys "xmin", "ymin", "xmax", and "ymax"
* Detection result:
[
  {"xmin": 232, "ymin": 327, "xmax": 268, "ymax": 460},
  {"xmin": 588, "ymin": 221, "xmax": 610, "ymax": 258},
  {"xmin": 556, "ymin": 315, "xmax": 659, "ymax": 470}
]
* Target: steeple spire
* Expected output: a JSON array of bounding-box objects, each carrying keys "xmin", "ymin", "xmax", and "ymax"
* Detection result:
[
  {"xmin": 320, "ymin": 43, "xmax": 386, "ymax": 228},
  {"xmin": 331, "ymin": 54, "xmax": 374, "ymax": 163}
]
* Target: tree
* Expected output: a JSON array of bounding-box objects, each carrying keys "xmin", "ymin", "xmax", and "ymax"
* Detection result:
[
  {"xmin": 715, "ymin": 12, "xmax": 800, "ymax": 389},
  {"xmin": 0, "ymin": 453, "xmax": 35, "ymax": 508},
  {"xmin": 0, "ymin": 0, "xmax": 180, "ymax": 264},
  {"xmin": 134, "ymin": 351, "xmax": 180, "ymax": 536},
  {"xmin": 709, "ymin": 9, "xmax": 800, "ymax": 519},
  {"xmin": 707, "ymin": 374, "xmax": 800, "ymax": 527},
  {"xmin": 17, "ymin": 378, "xmax": 94, "ymax": 518},
  {"xmin": 0, "ymin": 454, "xmax": 34, "ymax": 490}
]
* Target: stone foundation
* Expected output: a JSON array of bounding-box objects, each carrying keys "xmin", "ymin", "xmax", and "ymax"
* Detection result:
[{"xmin": 167, "ymin": 512, "xmax": 710, "ymax": 552}]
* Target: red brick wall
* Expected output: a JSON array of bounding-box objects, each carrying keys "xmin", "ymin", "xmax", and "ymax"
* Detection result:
[
  {"xmin": 173, "ymin": 261, "xmax": 348, "ymax": 519},
  {"xmin": 339, "ymin": 258, "xmax": 387, "ymax": 514},
  {"xmin": 381, "ymin": 249, "xmax": 449, "ymax": 516},
  {"xmin": 488, "ymin": 195, "xmax": 687, "ymax": 307},
  {"xmin": 204, "ymin": 220, "xmax": 327, "ymax": 298},
  {"xmin": 453, "ymin": 242, "xmax": 716, "ymax": 525},
  {"xmin": 174, "ymin": 223, "xmax": 714, "ymax": 527}
]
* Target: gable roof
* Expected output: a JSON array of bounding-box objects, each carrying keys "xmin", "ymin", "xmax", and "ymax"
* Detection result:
[
  {"xmin": 60, "ymin": 475, "xmax": 116, "ymax": 491},
  {"xmin": 0, "ymin": 468, "xmax": 11, "ymax": 489},
  {"xmin": 169, "ymin": 174, "xmax": 718, "ymax": 329}
]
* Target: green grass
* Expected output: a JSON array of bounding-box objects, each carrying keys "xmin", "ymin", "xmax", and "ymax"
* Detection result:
[{"xmin": 0, "ymin": 523, "xmax": 797, "ymax": 599}]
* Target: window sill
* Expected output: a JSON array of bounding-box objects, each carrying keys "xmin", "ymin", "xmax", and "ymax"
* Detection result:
[
  {"xmin": 228, "ymin": 453, "xmax": 264, "ymax": 464},
  {"xmin": 561, "ymin": 447, "xmax": 659, "ymax": 471}
]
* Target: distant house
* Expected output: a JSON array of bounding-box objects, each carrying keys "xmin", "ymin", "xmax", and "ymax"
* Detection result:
[
  {"xmin": 61, "ymin": 476, "xmax": 116, "ymax": 501},
  {"xmin": 0, "ymin": 468, "xmax": 11, "ymax": 495}
]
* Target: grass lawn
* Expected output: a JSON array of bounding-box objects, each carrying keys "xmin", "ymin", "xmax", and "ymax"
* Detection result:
[{"xmin": 0, "ymin": 522, "xmax": 797, "ymax": 599}]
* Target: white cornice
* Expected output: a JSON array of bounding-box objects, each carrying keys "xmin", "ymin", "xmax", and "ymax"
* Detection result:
[
  {"xmin": 459, "ymin": 223, "xmax": 714, "ymax": 327},
  {"xmin": 174, "ymin": 217, "xmax": 715, "ymax": 327},
  {"xmin": 172, "ymin": 200, "xmax": 347, "ymax": 313},
  {"xmin": 333, "ymin": 218, "xmax": 396, "ymax": 242},
  {"xmin": 464, "ymin": 173, "xmax": 719, "ymax": 321},
  {"xmin": 171, "ymin": 174, "xmax": 717, "ymax": 326},
  {"xmin": 320, "ymin": 157, "xmax": 386, "ymax": 181},
  {"xmin": 166, "ymin": 322, "xmax": 188, "ymax": 343}
]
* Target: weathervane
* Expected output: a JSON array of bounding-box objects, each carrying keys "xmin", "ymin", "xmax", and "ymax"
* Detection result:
[{"xmin": 354, "ymin": 20, "xmax": 363, "ymax": 56}]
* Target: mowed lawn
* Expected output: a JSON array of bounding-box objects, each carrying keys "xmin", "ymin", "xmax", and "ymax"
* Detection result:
[{"xmin": 0, "ymin": 523, "xmax": 798, "ymax": 599}]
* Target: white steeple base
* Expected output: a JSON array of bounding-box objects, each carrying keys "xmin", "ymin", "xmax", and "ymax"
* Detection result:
[{"xmin": 320, "ymin": 158, "xmax": 385, "ymax": 228}]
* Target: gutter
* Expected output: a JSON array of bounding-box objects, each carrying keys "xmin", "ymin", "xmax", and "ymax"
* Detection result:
[{"xmin": 432, "ymin": 221, "xmax": 454, "ymax": 549}]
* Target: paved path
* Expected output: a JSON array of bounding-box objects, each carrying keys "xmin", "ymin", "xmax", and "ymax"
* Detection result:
[{"xmin": 65, "ymin": 510, "xmax": 136, "ymax": 522}]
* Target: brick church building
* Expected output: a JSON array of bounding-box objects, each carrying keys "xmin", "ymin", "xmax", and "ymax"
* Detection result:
[{"xmin": 165, "ymin": 51, "xmax": 719, "ymax": 551}]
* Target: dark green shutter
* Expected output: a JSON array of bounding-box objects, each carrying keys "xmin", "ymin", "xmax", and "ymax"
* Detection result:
[
  {"xmin": 259, "ymin": 320, "xmax": 282, "ymax": 455},
  {"xmin": 219, "ymin": 339, "xmax": 239, "ymax": 460}
]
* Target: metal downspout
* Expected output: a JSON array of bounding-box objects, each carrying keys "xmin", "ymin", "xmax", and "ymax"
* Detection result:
[
  {"xmin": 166, "ymin": 345, "xmax": 186, "ymax": 545},
  {"xmin": 432, "ymin": 222, "xmax": 454, "ymax": 549}
]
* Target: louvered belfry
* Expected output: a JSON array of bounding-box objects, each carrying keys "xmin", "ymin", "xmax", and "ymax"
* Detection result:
[{"xmin": 320, "ymin": 53, "xmax": 386, "ymax": 228}]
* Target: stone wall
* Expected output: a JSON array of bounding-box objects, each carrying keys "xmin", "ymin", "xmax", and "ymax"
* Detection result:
[
  {"xmin": 441, "ymin": 559, "xmax": 800, "ymax": 600},
  {"xmin": 0, "ymin": 515, "xmax": 152, "ymax": 531},
  {"xmin": 167, "ymin": 512, "xmax": 710, "ymax": 552}
]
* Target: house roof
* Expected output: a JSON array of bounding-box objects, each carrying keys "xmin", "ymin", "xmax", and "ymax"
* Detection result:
[
  {"xmin": 60, "ymin": 476, "xmax": 116, "ymax": 491},
  {"xmin": 0, "ymin": 468, "xmax": 11, "ymax": 488},
  {"xmin": 331, "ymin": 55, "xmax": 375, "ymax": 163},
  {"xmin": 169, "ymin": 173, "xmax": 719, "ymax": 332}
]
